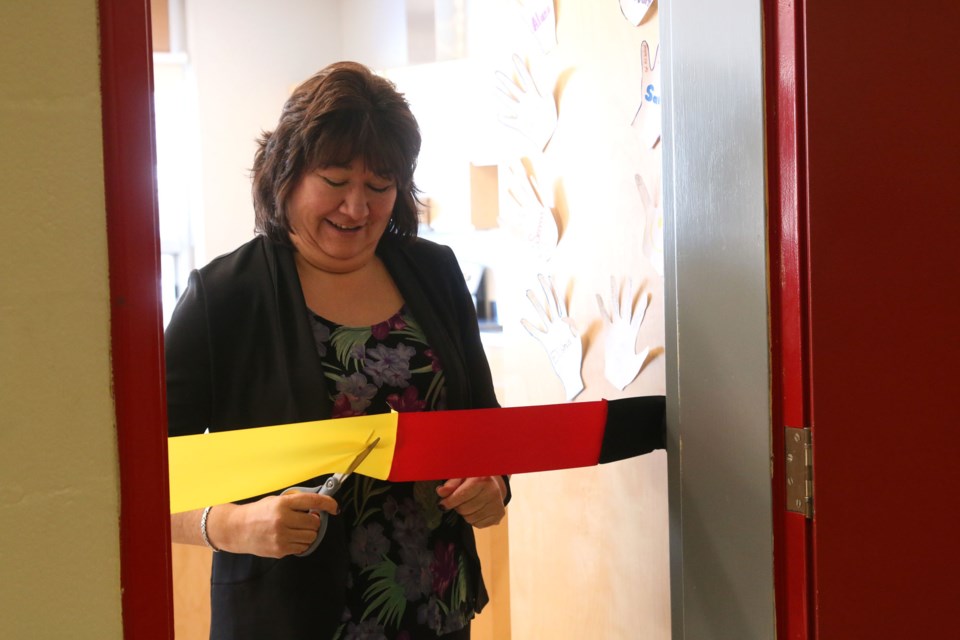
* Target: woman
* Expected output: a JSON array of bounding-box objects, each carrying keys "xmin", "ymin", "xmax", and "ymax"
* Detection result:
[{"xmin": 166, "ymin": 61, "xmax": 509, "ymax": 640}]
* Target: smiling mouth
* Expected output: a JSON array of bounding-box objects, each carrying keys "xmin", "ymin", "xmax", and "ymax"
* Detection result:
[{"xmin": 327, "ymin": 220, "xmax": 364, "ymax": 232}]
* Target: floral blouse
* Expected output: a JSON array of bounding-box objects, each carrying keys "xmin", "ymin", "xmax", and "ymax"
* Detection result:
[{"xmin": 309, "ymin": 306, "xmax": 475, "ymax": 640}]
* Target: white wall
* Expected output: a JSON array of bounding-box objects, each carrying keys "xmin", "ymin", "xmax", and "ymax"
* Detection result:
[
  {"xmin": 185, "ymin": 0, "xmax": 343, "ymax": 263},
  {"xmin": 339, "ymin": 0, "xmax": 409, "ymax": 68}
]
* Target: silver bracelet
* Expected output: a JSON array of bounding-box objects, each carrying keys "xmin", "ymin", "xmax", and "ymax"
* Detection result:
[{"xmin": 200, "ymin": 506, "xmax": 220, "ymax": 552}]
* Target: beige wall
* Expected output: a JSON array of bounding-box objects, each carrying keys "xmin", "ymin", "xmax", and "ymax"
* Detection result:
[
  {"xmin": 0, "ymin": 1, "xmax": 123, "ymax": 638},
  {"xmin": 496, "ymin": 1, "xmax": 670, "ymax": 637}
]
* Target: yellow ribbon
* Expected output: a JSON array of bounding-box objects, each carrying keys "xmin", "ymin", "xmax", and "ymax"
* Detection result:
[{"xmin": 167, "ymin": 413, "xmax": 398, "ymax": 513}]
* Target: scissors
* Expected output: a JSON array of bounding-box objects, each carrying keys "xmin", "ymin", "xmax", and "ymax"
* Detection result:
[{"xmin": 282, "ymin": 436, "xmax": 380, "ymax": 557}]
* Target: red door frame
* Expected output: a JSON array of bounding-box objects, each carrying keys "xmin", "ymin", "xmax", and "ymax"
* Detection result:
[
  {"xmin": 99, "ymin": 0, "xmax": 175, "ymax": 637},
  {"xmin": 765, "ymin": 1, "xmax": 813, "ymax": 638},
  {"xmin": 770, "ymin": 2, "xmax": 960, "ymax": 638}
]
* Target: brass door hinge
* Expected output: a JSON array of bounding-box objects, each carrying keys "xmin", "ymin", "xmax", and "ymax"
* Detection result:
[{"xmin": 785, "ymin": 426, "xmax": 813, "ymax": 518}]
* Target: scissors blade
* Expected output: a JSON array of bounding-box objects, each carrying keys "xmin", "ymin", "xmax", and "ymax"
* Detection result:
[{"xmin": 340, "ymin": 436, "xmax": 380, "ymax": 479}]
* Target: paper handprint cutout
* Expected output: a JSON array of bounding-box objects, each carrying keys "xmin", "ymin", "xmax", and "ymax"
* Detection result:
[
  {"xmin": 496, "ymin": 54, "xmax": 559, "ymax": 153},
  {"xmin": 517, "ymin": 0, "xmax": 558, "ymax": 53},
  {"xmin": 500, "ymin": 163, "xmax": 560, "ymax": 262},
  {"xmin": 597, "ymin": 276, "xmax": 652, "ymax": 390},
  {"xmin": 521, "ymin": 274, "xmax": 585, "ymax": 401},
  {"xmin": 635, "ymin": 174, "xmax": 664, "ymax": 277},
  {"xmin": 632, "ymin": 40, "xmax": 661, "ymax": 149},
  {"xmin": 620, "ymin": 0, "xmax": 656, "ymax": 26}
]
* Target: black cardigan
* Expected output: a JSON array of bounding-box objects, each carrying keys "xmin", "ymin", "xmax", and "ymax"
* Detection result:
[{"xmin": 165, "ymin": 234, "xmax": 502, "ymax": 639}]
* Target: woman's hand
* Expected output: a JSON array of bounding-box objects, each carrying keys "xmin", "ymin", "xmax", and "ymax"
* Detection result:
[
  {"xmin": 436, "ymin": 476, "xmax": 507, "ymax": 529},
  {"xmin": 206, "ymin": 492, "xmax": 339, "ymax": 558}
]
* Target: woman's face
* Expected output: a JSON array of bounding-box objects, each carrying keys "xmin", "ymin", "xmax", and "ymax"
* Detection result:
[{"xmin": 287, "ymin": 157, "xmax": 397, "ymax": 274}]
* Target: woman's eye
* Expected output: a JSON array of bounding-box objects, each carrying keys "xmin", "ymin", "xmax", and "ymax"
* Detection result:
[
  {"xmin": 321, "ymin": 176, "xmax": 347, "ymax": 187},
  {"xmin": 367, "ymin": 183, "xmax": 393, "ymax": 194}
]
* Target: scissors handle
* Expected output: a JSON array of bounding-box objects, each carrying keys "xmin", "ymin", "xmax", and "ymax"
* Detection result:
[
  {"xmin": 317, "ymin": 475, "xmax": 342, "ymax": 496},
  {"xmin": 282, "ymin": 474, "xmax": 343, "ymax": 557}
]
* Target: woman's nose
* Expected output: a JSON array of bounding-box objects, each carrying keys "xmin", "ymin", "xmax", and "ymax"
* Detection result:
[{"xmin": 340, "ymin": 184, "xmax": 368, "ymax": 218}]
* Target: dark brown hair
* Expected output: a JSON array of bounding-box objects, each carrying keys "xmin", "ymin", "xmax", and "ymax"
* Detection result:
[{"xmin": 252, "ymin": 61, "xmax": 422, "ymax": 243}]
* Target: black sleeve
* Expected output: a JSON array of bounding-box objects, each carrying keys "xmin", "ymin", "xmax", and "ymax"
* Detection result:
[
  {"xmin": 442, "ymin": 244, "xmax": 500, "ymax": 410},
  {"xmin": 440, "ymin": 246, "xmax": 511, "ymax": 502},
  {"xmin": 164, "ymin": 270, "xmax": 213, "ymax": 437}
]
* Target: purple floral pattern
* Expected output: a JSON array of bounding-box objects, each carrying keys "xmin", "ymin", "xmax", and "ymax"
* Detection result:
[
  {"xmin": 364, "ymin": 343, "xmax": 416, "ymax": 388},
  {"xmin": 309, "ymin": 306, "xmax": 471, "ymax": 639}
]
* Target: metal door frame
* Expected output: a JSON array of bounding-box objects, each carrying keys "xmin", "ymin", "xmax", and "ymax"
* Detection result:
[{"xmin": 660, "ymin": 1, "xmax": 775, "ymax": 637}]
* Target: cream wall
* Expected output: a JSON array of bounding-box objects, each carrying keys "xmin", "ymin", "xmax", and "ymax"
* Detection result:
[{"xmin": 0, "ymin": 1, "xmax": 123, "ymax": 638}]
